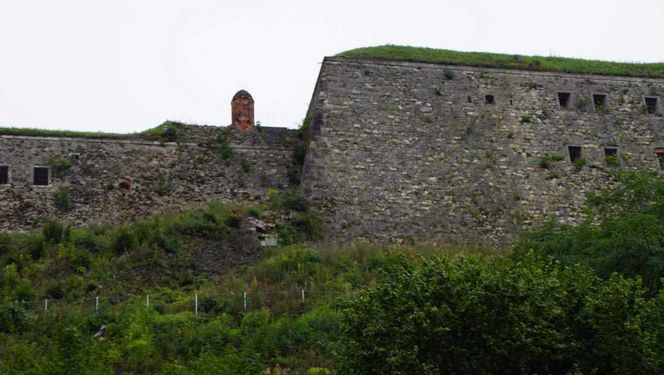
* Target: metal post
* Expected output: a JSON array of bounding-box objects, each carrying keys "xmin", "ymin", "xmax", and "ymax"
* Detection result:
[
  {"xmin": 195, "ymin": 292, "xmax": 198, "ymax": 316},
  {"xmin": 95, "ymin": 296, "xmax": 99, "ymax": 312},
  {"xmin": 146, "ymin": 295, "xmax": 150, "ymax": 308},
  {"xmin": 243, "ymin": 291, "xmax": 247, "ymax": 311}
]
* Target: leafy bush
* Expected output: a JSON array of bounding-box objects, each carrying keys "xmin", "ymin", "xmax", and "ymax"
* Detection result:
[
  {"xmin": 339, "ymin": 253, "xmax": 664, "ymax": 374},
  {"xmin": 538, "ymin": 154, "xmax": 564, "ymax": 169},
  {"xmin": 269, "ymin": 189, "xmax": 309, "ymax": 212},
  {"xmin": 43, "ymin": 219, "xmax": 69, "ymax": 244},
  {"xmin": 216, "ymin": 131, "xmax": 233, "ymax": 159},
  {"xmin": 162, "ymin": 123, "xmax": 179, "ymax": 142},
  {"xmin": 573, "ymin": 157, "xmax": 587, "ymax": 169},
  {"xmin": 155, "ymin": 175, "xmax": 168, "ymax": 196},
  {"xmin": 53, "ymin": 187, "xmax": 74, "ymax": 212},
  {"xmin": 515, "ymin": 171, "xmax": 664, "ymax": 294},
  {"xmin": 606, "ymin": 153, "xmax": 620, "ymax": 167},
  {"xmin": 47, "ymin": 155, "xmax": 72, "ymax": 176}
]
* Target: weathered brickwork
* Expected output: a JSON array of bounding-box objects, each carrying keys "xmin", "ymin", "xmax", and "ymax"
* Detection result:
[
  {"xmin": 0, "ymin": 124, "xmax": 295, "ymax": 231},
  {"xmin": 301, "ymin": 57, "xmax": 664, "ymax": 245}
]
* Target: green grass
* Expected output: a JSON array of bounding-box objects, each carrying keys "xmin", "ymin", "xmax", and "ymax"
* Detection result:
[
  {"xmin": 0, "ymin": 120, "xmax": 187, "ymax": 141},
  {"xmin": 338, "ymin": 45, "xmax": 664, "ymax": 78}
]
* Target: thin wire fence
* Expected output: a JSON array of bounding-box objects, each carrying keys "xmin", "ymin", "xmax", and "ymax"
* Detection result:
[{"xmin": 30, "ymin": 288, "xmax": 355, "ymax": 317}]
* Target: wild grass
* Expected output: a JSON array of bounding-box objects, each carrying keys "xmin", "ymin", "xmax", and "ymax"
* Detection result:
[
  {"xmin": 338, "ymin": 45, "xmax": 664, "ymax": 78},
  {"xmin": 0, "ymin": 120, "xmax": 186, "ymax": 141}
]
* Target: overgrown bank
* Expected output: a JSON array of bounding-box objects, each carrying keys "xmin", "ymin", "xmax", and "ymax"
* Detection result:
[{"xmin": 3, "ymin": 173, "xmax": 664, "ymax": 373}]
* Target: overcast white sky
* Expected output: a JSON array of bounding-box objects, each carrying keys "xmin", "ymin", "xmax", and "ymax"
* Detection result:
[{"xmin": 0, "ymin": 0, "xmax": 663, "ymax": 132}]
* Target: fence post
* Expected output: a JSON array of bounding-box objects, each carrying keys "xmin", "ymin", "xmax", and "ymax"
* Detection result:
[
  {"xmin": 195, "ymin": 292, "xmax": 198, "ymax": 316},
  {"xmin": 95, "ymin": 296, "xmax": 99, "ymax": 313},
  {"xmin": 301, "ymin": 288, "xmax": 305, "ymax": 304},
  {"xmin": 146, "ymin": 295, "xmax": 150, "ymax": 308},
  {"xmin": 44, "ymin": 298, "xmax": 48, "ymax": 312},
  {"xmin": 243, "ymin": 291, "xmax": 247, "ymax": 312}
]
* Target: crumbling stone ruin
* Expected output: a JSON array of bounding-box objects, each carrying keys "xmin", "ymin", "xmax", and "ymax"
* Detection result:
[{"xmin": 2, "ymin": 56, "xmax": 664, "ymax": 244}]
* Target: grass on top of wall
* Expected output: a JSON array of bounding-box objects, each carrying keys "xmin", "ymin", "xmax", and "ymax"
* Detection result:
[
  {"xmin": 0, "ymin": 121, "xmax": 188, "ymax": 141},
  {"xmin": 337, "ymin": 45, "xmax": 664, "ymax": 79}
]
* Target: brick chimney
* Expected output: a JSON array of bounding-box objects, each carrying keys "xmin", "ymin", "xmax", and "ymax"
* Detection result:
[{"xmin": 231, "ymin": 90, "xmax": 254, "ymax": 131}]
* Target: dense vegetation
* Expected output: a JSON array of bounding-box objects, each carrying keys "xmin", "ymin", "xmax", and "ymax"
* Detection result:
[
  {"xmin": 515, "ymin": 171, "xmax": 664, "ymax": 294},
  {"xmin": 338, "ymin": 45, "xmax": 664, "ymax": 78},
  {"xmin": 3, "ymin": 172, "xmax": 664, "ymax": 373}
]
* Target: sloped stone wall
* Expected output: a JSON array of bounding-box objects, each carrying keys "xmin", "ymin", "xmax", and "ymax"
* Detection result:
[
  {"xmin": 0, "ymin": 126, "xmax": 296, "ymax": 231},
  {"xmin": 301, "ymin": 57, "xmax": 664, "ymax": 245}
]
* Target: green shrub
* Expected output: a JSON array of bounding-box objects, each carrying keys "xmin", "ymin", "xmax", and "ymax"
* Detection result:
[
  {"xmin": 43, "ymin": 219, "xmax": 69, "ymax": 244},
  {"xmin": 606, "ymin": 154, "xmax": 620, "ymax": 167},
  {"xmin": 339, "ymin": 254, "xmax": 664, "ymax": 374},
  {"xmin": 47, "ymin": 155, "xmax": 72, "ymax": 176},
  {"xmin": 162, "ymin": 123, "xmax": 178, "ymax": 142},
  {"xmin": 538, "ymin": 154, "xmax": 564, "ymax": 169},
  {"xmin": 520, "ymin": 115, "xmax": 532, "ymax": 123},
  {"xmin": 53, "ymin": 187, "xmax": 74, "ymax": 212},
  {"xmin": 0, "ymin": 301, "xmax": 33, "ymax": 333},
  {"xmin": 515, "ymin": 172, "xmax": 664, "ymax": 294},
  {"xmin": 270, "ymin": 189, "xmax": 309, "ymax": 212},
  {"xmin": 216, "ymin": 131, "xmax": 233, "ymax": 159},
  {"xmin": 112, "ymin": 226, "xmax": 136, "ymax": 255},
  {"xmin": 575, "ymin": 95, "xmax": 589, "ymax": 109},
  {"xmin": 291, "ymin": 212, "xmax": 323, "ymax": 241},
  {"xmin": 573, "ymin": 157, "xmax": 587, "ymax": 169}
]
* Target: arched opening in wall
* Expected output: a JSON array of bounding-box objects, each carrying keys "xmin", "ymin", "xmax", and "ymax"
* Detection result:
[
  {"xmin": 0, "ymin": 166, "xmax": 8, "ymax": 184},
  {"xmin": 117, "ymin": 178, "xmax": 132, "ymax": 192}
]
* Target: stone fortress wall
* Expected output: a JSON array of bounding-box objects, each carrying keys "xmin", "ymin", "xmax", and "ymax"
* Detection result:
[
  {"xmin": 0, "ymin": 92, "xmax": 297, "ymax": 231},
  {"xmin": 301, "ymin": 57, "xmax": 664, "ymax": 244},
  {"xmin": 3, "ymin": 57, "xmax": 664, "ymax": 244}
]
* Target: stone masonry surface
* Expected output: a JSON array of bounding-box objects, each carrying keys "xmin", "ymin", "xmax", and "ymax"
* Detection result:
[
  {"xmin": 0, "ymin": 124, "xmax": 296, "ymax": 231},
  {"xmin": 4, "ymin": 58, "xmax": 664, "ymax": 245},
  {"xmin": 301, "ymin": 57, "xmax": 664, "ymax": 245}
]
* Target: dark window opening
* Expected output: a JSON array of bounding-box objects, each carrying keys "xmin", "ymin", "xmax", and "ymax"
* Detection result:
[
  {"xmin": 645, "ymin": 97, "xmax": 658, "ymax": 114},
  {"xmin": 485, "ymin": 95, "xmax": 495, "ymax": 104},
  {"xmin": 557, "ymin": 92, "xmax": 571, "ymax": 108},
  {"xmin": 0, "ymin": 166, "xmax": 8, "ymax": 184},
  {"xmin": 568, "ymin": 146, "xmax": 582, "ymax": 163},
  {"xmin": 467, "ymin": 96, "xmax": 473, "ymax": 103},
  {"xmin": 593, "ymin": 94, "xmax": 607, "ymax": 110},
  {"xmin": 604, "ymin": 147, "xmax": 619, "ymax": 166},
  {"xmin": 509, "ymin": 99, "xmax": 513, "ymax": 106},
  {"xmin": 117, "ymin": 178, "xmax": 132, "ymax": 192},
  {"xmin": 33, "ymin": 167, "xmax": 49, "ymax": 186},
  {"xmin": 656, "ymin": 148, "xmax": 664, "ymax": 169}
]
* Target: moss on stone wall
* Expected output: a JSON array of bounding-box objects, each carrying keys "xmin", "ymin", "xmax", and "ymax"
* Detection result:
[{"xmin": 338, "ymin": 45, "xmax": 664, "ymax": 78}]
